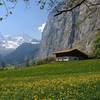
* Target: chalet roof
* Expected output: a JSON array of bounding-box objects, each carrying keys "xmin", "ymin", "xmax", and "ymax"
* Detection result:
[
  {"xmin": 53, "ymin": 48, "xmax": 88, "ymax": 58},
  {"xmin": 53, "ymin": 48, "xmax": 83, "ymax": 54}
]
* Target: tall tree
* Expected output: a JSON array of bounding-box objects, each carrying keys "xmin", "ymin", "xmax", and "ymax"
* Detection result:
[{"xmin": 1, "ymin": 61, "xmax": 6, "ymax": 68}]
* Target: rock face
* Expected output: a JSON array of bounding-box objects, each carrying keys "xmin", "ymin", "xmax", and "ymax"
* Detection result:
[{"xmin": 40, "ymin": 0, "xmax": 100, "ymax": 58}]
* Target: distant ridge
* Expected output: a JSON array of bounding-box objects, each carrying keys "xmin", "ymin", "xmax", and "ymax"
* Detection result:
[{"xmin": 5, "ymin": 43, "xmax": 40, "ymax": 64}]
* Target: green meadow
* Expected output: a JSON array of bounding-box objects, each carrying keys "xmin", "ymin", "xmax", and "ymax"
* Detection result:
[{"xmin": 0, "ymin": 59, "xmax": 100, "ymax": 100}]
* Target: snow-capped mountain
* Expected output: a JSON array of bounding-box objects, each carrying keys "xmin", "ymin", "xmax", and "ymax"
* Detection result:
[{"xmin": 0, "ymin": 33, "xmax": 40, "ymax": 55}]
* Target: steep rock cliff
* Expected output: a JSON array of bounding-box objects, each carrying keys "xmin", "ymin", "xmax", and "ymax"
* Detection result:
[{"xmin": 40, "ymin": 0, "xmax": 100, "ymax": 58}]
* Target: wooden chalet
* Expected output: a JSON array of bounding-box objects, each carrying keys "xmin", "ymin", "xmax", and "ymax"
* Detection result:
[{"xmin": 53, "ymin": 48, "xmax": 88, "ymax": 61}]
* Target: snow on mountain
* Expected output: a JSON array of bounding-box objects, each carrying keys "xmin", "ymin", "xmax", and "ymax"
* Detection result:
[
  {"xmin": 31, "ymin": 39, "xmax": 40, "ymax": 44},
  {"xmin": 2, "ymin": 40, "xmax": 19, "ymax": 49},
  {"xmin": 0, "ymin": 33, "xmax": 40, "ymax": 55}
]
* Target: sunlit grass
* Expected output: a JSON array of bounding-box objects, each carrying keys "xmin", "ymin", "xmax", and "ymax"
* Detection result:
[{"xmin": 0, "ymin": 59, "xmax": 100, "ymax": 99}]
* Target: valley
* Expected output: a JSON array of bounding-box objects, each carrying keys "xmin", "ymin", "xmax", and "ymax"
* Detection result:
[{"xmin": 0, "ymin": 0, "xmax": 100, "ymax": 99}]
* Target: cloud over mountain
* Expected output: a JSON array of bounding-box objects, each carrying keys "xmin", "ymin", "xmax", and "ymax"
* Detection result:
[{"xmin": 38, "ymin": 23, "xmax": 46, "ymax": 33}]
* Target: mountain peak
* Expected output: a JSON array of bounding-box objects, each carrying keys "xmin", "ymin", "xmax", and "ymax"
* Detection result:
[{"xmin": 0, "ymin": 33, "xmax": 40, "ymax": 55}]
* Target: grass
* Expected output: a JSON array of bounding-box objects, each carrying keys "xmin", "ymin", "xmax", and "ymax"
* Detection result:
[{"xmin": 0, "ymin": 59, "xmax": 100, "ymax": 100}]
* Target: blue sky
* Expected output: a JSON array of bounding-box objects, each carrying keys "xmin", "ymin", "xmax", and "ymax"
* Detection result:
[{"xmin": 0, "ymin": 1, "xmax": 48, "ymax": 40}]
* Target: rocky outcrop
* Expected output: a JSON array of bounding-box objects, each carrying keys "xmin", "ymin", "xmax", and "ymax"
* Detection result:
[{"xmin": 40, "ymin": 0, "xmax": 100, "ymax": 58}]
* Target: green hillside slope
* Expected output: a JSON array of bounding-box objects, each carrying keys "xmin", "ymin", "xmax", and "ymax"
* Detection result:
[{"xmin": 0, "ymin": 59, "xmax": 100, "ymax": 100}]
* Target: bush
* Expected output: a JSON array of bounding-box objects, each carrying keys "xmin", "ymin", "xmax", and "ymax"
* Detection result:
[
  {"xmin": 47, "ymin": 57, "xmax": 56, "ymax": 63},
  {"xmin": 36, "ymin": 59, "xmax": 46, "ymax": 65},
  {"xmin": 36, "ymin": 57, "xmax": 56, "ymax": 65},
  {"xmin": 93, "ymin": 32, "xmax": 100, "ymax": 58}
]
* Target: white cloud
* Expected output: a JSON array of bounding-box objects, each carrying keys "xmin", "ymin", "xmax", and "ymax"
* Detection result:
[{"xmin": 38, "ymin": 23, "xmax": 46, "ymax": 33}]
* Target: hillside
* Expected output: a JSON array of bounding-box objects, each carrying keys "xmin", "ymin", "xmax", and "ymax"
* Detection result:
[
  {"xmin": 5, "ymin": 43, "xmax": 40, "ymax": 64},
  {"xmin": 0, "ymin": 59, "xmax": 100, "ymax": 99}
]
